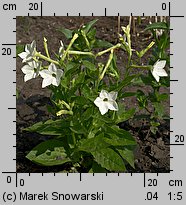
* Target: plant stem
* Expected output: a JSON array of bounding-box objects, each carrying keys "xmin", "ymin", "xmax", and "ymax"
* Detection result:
[
  {"xmin": 99, "ymin": 49, "xmax": 114, "ymax": 81},
  {"xmin": 67, "ymin": 50, "xmax": 95, "ymax": 57},
  {"xmin": 61, "ymin": 33, "xmax": 79, "ymax": 62},
  {"xmin": 96, "ymin": 43, "xmax": 121, "ymax": 57},
  {"xmin": 35, "ymin": 52, "xmax": 60, "ymax": 65},
  {"xmin": 130, "ymin": 65, "xmax": 151, "ymax": 70}
]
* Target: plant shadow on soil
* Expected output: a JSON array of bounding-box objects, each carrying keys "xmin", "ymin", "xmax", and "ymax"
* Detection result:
[{"xmin": 16, "ymin": 16, "xmax": 170, "ymax": 173}]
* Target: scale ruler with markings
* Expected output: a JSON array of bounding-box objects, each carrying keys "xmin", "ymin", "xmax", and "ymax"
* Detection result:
[{"xmin": 0, "ymin": 0, "xmax": 185, "ymax": 204}]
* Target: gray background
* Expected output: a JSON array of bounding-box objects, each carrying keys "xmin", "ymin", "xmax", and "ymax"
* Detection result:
[{"xmin": 0, "ymin": 0, "xmax": 185, "ymax": 204}]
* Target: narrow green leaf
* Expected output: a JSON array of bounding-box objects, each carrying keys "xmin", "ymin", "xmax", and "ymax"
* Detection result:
[
  {"xmin": 82, "ymin": 60, "xmax": 96, "ymax": 71},
  {"xmin": 82, "ymin": 19, "xmax": 98, "ymax": 34},
  {"xmin": 145, "ymin": 22, "xmax": 169, "ymax": 30},
  {"xmin": 113, "ymin": 75, "xmax": 137, "ymax": 92}
]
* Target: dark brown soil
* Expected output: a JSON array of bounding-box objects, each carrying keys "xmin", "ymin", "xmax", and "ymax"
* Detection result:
[{"xmin": 16, "ymin": 16, "xmax": 170, "ymax": 173}]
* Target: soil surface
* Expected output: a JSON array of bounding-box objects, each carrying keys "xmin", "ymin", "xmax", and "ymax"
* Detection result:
[{"xmin": 16, "ymin": 16, "xmax": 170, "ymax": 173}]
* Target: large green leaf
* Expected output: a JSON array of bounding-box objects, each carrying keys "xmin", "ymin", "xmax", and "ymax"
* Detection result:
[
  {"xmin": 91, "ymin": 148, "xmax": 126, "ymax": 171},
  {"xmin": 26, "ymin": 139, "xmax": 70, "ymax": 166},
  {"xmin": 78, "ymin": 133, "xmax": 108, "ymax": 153},
  {"xmin": 105, "ymin": 125, "xmax": 136, "ymax": 146},
  {"xmin": 24, "ymin": 119, "xmax": 70, "ymax": 136},
  {"xmin": 116, "ymin": 147, "xmax": 135, "ymax": 168}
]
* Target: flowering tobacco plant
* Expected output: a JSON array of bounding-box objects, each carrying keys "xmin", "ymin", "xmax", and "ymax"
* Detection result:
[{"xmin": 18, "ymin": 19, "xmax": 169, "ymax": 172}]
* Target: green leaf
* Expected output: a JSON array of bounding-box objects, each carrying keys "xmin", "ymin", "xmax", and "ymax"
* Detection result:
[
  {"xmin": 82, "ymin": 107, "xmax": 94, "ymax": 121},
  {"xmin": 153, "ymin": 102, "xmax": 165, "ymax": 118},
  {"xmin": 115, "ymin": 103, "xmax": 135, "ymax": 124},
  {"xmin": 24, "ymin": 119, "xmax": 70, "ymax": 136},
  {"xmin": 82, "ymin": 19, "xmax": 98, "ymax": 34},
  {"xmin": 113, "ymin": 75, "xmax": 137, "ymax": 92},
  {"xmin": 92, "ymin": 148, "xmax": 126, "ymax": 171},
  {"xmin": 70, "ymin": 123, "xmax": 87, "ymax": 135},
  {"xmin": 72, "ymin": 96, "xmax": 88, "ymax": 105},
  {"xmin": 105, "ymin": 125, "xmax": 136, "ymax": 146},
  {"xmin": 87, "ymin": 28, "xmax": 96, "ymax": 40},
  {"xmin": 82, "ymin": 60, "xmax": 96, "ymax": 71},
  {"xmin": 156, "ymin": 93, "xmax": 168, "ymax": 101},
  {"xmin": 74, "ymin": 72, "xmax": 85, "ymax": 85},
  {"xmin": 78, "ymin": 133, "xmax": 108, "ymax": 153},
  {"xmin": 145, "ymin": 22, "xmax": 169, "ymax": 31},
  {"xmin": 116, "ymin": 147, "xmax": 135, "ymax": 168},
  {"xmin": 26, "ymin": 139, "xmax": 71, "ymax": 166},
  {"xmin": 16, "ymin": 44, "xmax": 24, "ymax": 57},
  {"xmin": 119, "ymin": 92, "xmax": 136, "ymax": 99},
  {"xmin": 89, "ymin": 161, "xmax": 106, "ymax": 173},
  {"xmin": 57, "ymin": 28, "xmax": 73, "ymax": 39},
  {"xmin": 93, "ymin": 39, "xmax": 113, "ymax": 48},
  {"xmin": 65, "ymin": 62, "xmax": 80, "ymax": 77}
]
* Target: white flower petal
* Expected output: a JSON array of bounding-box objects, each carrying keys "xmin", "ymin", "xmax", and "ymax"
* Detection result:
[
  {"xmin": 31, "ymin": 40, "xmax": 36, "ymax": 50},
  {"xmin": 154, "ymin": 60, "xmax": 166, "ymax": 70},
  {"xmin": 48, "ymin": 63, "xmax": 57, "ymax": 73},
  {"xmin": 18, "ymin": 52, "xmax": 27, "ymax": 60},
  {"xmin": 94, "ymin": 97, "xmax": 103, "ymax": 107},
  {"xmin": 42, "ymin": 77, "xmax": 53, "ymax": 88},
  {"xmin": 154, "ymin": 68, "xmax": 168, "ymax": 77},
  {"xmin": 21, "ymin": 65, "xmax": 34, "ymax": 74},
  {"xmin": 97, "ymin": 101, "xmax": 109, "ymax": 115},
  {"xmin": 152, "ymin": 70, "xmax": 160, "ymax": 82},
  {"xmin": 108, "ymin": 91, "xmax": 118, "ymax": 101},
  {"xmin": 24, "ymin": 73, "xmax": 34, "ymax": 82},
  {"xmin": 106, "ymin": 100, "xmax": 118, "ymax": 111},
  {"xmin": 100, "ymin": 90, "xmax": 109, "ymax": 99},
  {"xmin": 52, "ymin": 77, "xmax": 59, "ymax": 86},
  {"xmin": 56, "ymin": 69, "xmax": 63, "ymax": 84},
  {"xmin": 39, "ymin": 70, "xmax": 52, "ymax": 78}
]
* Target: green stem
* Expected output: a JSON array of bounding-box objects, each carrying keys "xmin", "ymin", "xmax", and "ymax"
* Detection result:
[
  {"xmin": 130, "ymin": 65, "xmax": 151, "ymax": 70},
  {"xmin": 67, "ymin": 50, "xmax": 95, "ymax": 57},
  {"xmin": 61, "ymin": 33, "xmax": 79, "ymax": 62},
  {"xmin": 35, "ymin": 52, "xmax": 60, "ymax": 66},
  {"xmin": 96, "ymin": 43, "xmax": 121, "ymax": 57},
  {"xmin": 99, "ymin": 49, "xmax": 114, "ymax": 81}
]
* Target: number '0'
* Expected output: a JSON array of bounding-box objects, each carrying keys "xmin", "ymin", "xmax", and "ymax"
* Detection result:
[{"xmin": 162, "ymin": 3, "xmax": 166, "ymax": 10}]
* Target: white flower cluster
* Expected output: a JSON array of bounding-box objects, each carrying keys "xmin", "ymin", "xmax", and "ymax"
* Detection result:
[{"xmin": 19, "ymin": 41, "xmax": 64, "ymax": 88}]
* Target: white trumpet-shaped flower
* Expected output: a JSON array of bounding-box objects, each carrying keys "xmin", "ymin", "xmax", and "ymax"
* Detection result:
[
  {"xmin": 94, "ymin": 90, "xmax": 118, "ymax": 115},
  {"xmin": 18, "ymin": 40, "xmax": 37, "ymax": 63},
  {"xmin": 21, "ymin": 61, "xmax": 41, "ymax": 82},
  {"xmin": 151, "ymin": 60, "xmax": 168, "ymax": 82},
  {"xmin": 39, "ymin": 63, "xmax": 63, "ymax": 88}
]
